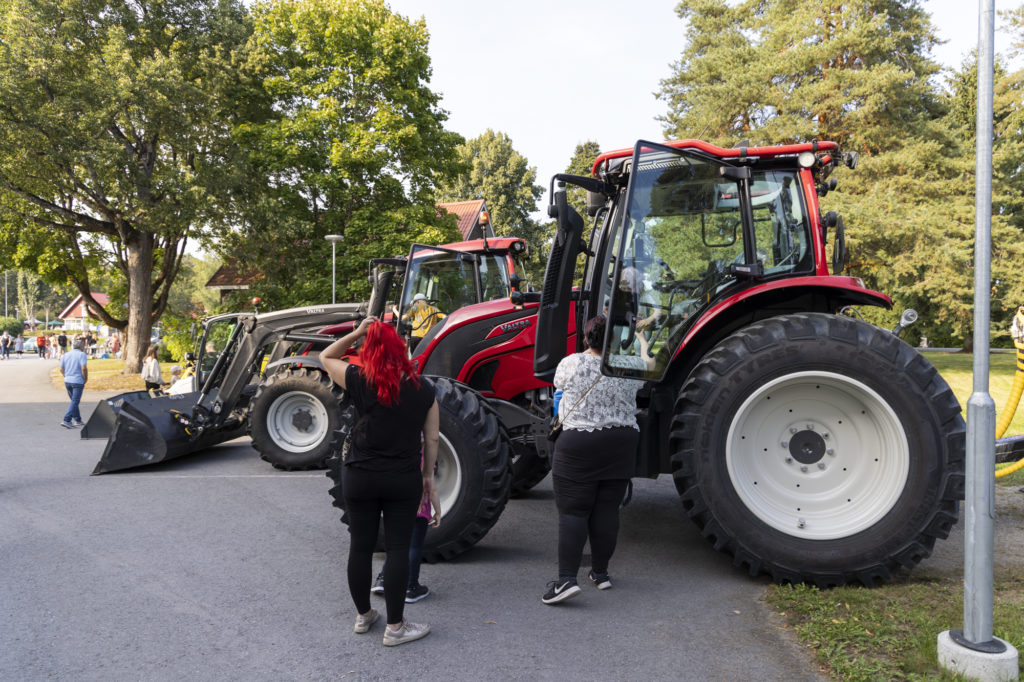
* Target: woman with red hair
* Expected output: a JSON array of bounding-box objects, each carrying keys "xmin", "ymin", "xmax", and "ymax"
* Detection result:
[{"xmin": 321, "ymin": 316, "xmax": 440, "ymax": 647}]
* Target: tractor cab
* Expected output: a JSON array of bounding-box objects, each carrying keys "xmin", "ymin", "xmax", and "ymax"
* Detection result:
[
  {"xmin": 370, "ymin": 238, "xmax": 531, "ymax": 353},
  {"xmin": 592, "ymin": 142, "xmax": 822, "ymax": 381},
  {"xmin": 535, "ymin": 139, "xmax": 867, "ymax": 384}
]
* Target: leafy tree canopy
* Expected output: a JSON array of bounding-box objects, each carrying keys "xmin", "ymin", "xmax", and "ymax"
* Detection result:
[
  {"xmin": 435, "ymin": 129, "xmax": 545, "ymax": 251},
  {"xmin": 0, "ymin": 0, "xmax": 255, "ymax": 370},
  {"xmin": 224, "ymin": 0, "xmax": 464, "ymax": 309}
]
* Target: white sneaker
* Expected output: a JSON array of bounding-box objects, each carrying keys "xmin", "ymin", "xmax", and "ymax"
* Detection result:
[
  {"xmin": 382, "ymin": 620, "xmax": 430, "ymax": 646},
  {"xmin": 353, "ymin": 609, "xmax": 379, "ymax": 634}
]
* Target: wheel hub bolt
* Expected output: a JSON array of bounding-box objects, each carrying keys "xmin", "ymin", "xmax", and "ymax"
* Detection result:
[
  {"xmin": 800, "ymin": 465, "xmax": 808, "ymax": 472},
  {"xmin": 817, "ymin": 462, "xmax": 826, "ymax": 470},
  {"xmin": 822, "ymin": 433, "xmax": 830, "ymax": 440},
  {"xmin": 785, "ymin": 457, "xmax": 793, "ymax": 464},
  {"xmin": 797, "ymin": 518, "xmax": 806, "ymax": 529},
  {"xmin": 781, "ymin": 441, "xmax": 788, "ymax": 448},
  {"xmin": 806, "ymin": 424, "xmax": 815, "ymax": 431},
  {"xmin": 789, "ymin": 427, "xmax": 798, "ymax": 434},
  {"xmin": 827, "ymin": 449, "xmax": 835, "ymax": 456}
]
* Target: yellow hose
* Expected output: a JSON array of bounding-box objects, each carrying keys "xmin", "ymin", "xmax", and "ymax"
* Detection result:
[
  {"xmin": 994, "ymin": 349, "xmax": 1024, "ymax": 439},
  {"xmin": 993, "ymin": 306, "xmax": 1024, "ymax": 479}
]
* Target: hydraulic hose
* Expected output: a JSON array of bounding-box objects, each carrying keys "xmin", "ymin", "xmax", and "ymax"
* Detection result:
[{"xmin": 994, "ymin": 305, "xmax": 1024, "ymax": 479}]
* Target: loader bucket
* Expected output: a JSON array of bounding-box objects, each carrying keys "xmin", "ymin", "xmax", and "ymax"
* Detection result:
[
  {"xmin": 80, "ymin": 391, "xmax": 152, "ymax": 440},
  {"xmin": 91, "ymin": 391, "xmax": 248, "ymax": 475}
]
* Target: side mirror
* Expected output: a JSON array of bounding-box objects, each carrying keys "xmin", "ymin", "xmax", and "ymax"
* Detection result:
[{"xmin": 585, "ymin": 190, "xmax": 606, "ymax": 217}]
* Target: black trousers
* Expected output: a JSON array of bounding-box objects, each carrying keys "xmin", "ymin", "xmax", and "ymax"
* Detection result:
[
  {"xmin": 342, "ymin": 466, "xmax": 421, "ymax": 624},
  {"xmin": 552, "ymin": 474, "xmax": 629, "ymax": 580}
]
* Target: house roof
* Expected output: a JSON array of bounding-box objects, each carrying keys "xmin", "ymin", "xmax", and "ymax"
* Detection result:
[
  {"xmin": 206, "ymin": 261, "xmax": 254, "ymax": 290},
  {"xmin": 58, "ymin": 293, "xmax": 110, "ymax": 320},
  {"xmin": 437, "ymin": 199, "xmax": 488, "ymax": 240}
]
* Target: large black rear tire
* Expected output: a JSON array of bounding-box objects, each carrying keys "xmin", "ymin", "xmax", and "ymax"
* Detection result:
[
  {"xmin": 249, "ymin": 367, "xmax": 344, "ymax": 470},
  {"xmin": 671, "ymin": 313, "xmax": 965, "ymax": 587},
  {"xmin": 326, "ymin": 377, "xmax": 511, "ymax": 561}
]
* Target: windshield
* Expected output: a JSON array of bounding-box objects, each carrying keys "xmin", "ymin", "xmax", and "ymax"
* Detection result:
[
  {"xmin": 198, "ymin": 317, "xmax": 239, "ymax": 379},
  {"xmin": 601, "ymin": 144, "xmax": 812, "ymax": 380}
]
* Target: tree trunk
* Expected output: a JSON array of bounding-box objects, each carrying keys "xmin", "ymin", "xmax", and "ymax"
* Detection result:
[{"xmin": 122, "ymin": 232, "xmax": 154, "ymax": 373}]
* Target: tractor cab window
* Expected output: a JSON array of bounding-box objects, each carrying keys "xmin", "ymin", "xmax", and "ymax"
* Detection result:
[
  {"xmin": 600, "ymin": 143, "xmax": 812, "ymax": 381},
  {"xmin": 197, "ymin": 316, "xmax": 239, "ymax": 382},
  {"xmin": 478, "ymin": 253, "xmax": 512, "ymax": 301},
  {"xmin": 398, "ymin": 245, "xmax": 481, "ymax": 339}
]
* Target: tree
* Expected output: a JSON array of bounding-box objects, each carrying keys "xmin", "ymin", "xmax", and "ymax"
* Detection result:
[
  {"xmin": 565, "ymin": 140, "xmax": 602, "ymax": 220},
  {"xmin": 658, "ymin": 0, "xmax": 944, "ymax": 152},
  {"xmin": 435, "ymin": 129, "xmax": 545, "ymax": 251},
  {"xmin": 655, "ymin": 0, "xmax": 1024, "ymax": 347},
  {"xmin": 0, "ymin": 0, "xmax": 255, "ymax": 370},
  {"xmin": 14, "ymin": 269, "xmax": 71, "ymax": 325},
  {"xmin": 225, "ymin": 0, "xmax": 465, "ymax": 309}
]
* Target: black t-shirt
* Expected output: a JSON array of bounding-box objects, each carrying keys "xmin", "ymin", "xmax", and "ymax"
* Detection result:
[
  {"xmin": 57, "ymin": 334, "xmax": 67, "ymax": 347},
  {"xmin": 344, "ymin": 363, "xmax": 435, "ymax": 473}
]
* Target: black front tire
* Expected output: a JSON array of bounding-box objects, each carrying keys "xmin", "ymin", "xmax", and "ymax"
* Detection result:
[
  {"xmin": 671, "ymin": 313, "xmax": 965, "ymax": 587},
  {"xmin": 250, "ymin": 367, "xmax": 345, "ymax": 470},
  {"xmin": 326, "ymin": 378, "xmax": 511, "ymax": 561}
]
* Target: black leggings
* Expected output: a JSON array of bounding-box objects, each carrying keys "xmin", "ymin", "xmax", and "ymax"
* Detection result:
[
  {"xmin": 552, "ymin": 474, "xmax": 629, "ymax": 580},
  {"xmin": 342, "ymin": 466, "xmax": 421, "ymax": 624}
]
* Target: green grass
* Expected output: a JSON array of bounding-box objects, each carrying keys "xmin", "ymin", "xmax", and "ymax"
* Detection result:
[
  {"xmin": 49, "ymin": 358, "xmax": 175, "ymax": 391},
  {"xmin": 923, "ymin": 350, "xmax": 1024, "ymax": 442},
  {"xmin": 767, "ymin": 576, "xmax": 1024, "ymax": 681}
]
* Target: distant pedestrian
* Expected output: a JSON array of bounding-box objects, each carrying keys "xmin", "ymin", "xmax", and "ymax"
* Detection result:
[
  {"xmin": 141, "ymin": 343, "xmax": 164, "ymax": 392},
  {"xmin": 35, "ymin": 333, "xmax": 47, "ymax": 359},
  {"xmin": 109, "ymin": 334, "xmax": 121, "ymax": 359},
  {"xmin": 59, "ymin": 339, "xmax": 88, "ymax": 428},
  {"xmin": 0, "ymin": 331, "xmax": 10, "ymax": 360},
  {"xmin": 15, "ymin": 335, "xmax": 24, "ymax": 358},
  {"xmin": 56, "ymin": 331, "xmax": 67, "ymax": 358}
]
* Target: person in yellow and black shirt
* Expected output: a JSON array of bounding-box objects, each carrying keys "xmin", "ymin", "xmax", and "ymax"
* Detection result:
[{"xmin": 394, "ymin": 293, "xmax": 444, "ymax": 340}]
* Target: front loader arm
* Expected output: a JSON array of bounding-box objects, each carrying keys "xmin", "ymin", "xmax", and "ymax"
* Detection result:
[{"xmin": 198, "ymin": 303, "xmax": 365, "ymax": 423}]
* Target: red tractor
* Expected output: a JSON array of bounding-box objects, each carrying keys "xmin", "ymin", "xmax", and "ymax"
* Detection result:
[{"xmin": 530, "ymin": 139, "xmax": 964, "ymax": 586}]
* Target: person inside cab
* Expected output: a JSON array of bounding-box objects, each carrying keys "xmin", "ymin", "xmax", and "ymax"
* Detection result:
[{"xmin": 394, "ymin": 293, "xmax": 444, "ymax": 340}]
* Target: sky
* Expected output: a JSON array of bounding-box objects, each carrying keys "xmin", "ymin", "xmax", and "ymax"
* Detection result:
[{"xmin": 383, "ymin": 0, "xmax": 1022, "ymax": 212}]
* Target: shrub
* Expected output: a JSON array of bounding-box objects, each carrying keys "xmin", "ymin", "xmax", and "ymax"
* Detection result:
[{"xmin": 0, "ymin": 316, "xmax": 23, "ymax": 337}]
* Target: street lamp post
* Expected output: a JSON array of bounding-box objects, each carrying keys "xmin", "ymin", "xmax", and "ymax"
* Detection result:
[{"xmin": 324, "ymin": 234, "xmax": 344, "ymax": 304}]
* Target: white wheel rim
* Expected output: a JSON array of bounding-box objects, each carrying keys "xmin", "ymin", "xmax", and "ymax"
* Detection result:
[
  {"xmin": 726, "ymin": 371, "xmax": 909, "ymax": 540},
  {"xmin": 434, "ymin": 432, "xmax": 462, "ymax": 519},
  {"xmin": 266, "ymin": 391, "xmax": 329, "ymax": 453}
]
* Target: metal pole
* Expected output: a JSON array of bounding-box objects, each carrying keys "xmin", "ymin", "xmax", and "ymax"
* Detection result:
[
  {"xmin": 961, "ymin": 0, "xmax": 998, "ymax": 649},
  {"xmin": 325, "ymin": 235, "xmax": 343, "ymax": 305}
]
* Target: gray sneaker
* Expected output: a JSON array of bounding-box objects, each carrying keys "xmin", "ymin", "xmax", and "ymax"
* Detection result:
[
  {"xmin": 382, "ymin": 620, "xmax": 430, "ymax": 647},
  {"xmin": 353, "ymin": 609, "xmax": 379, "ymax": 634}
]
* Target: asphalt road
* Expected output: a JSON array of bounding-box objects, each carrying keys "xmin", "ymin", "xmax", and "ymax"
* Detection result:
[{"xmin": 1, "ymin": 357, "xmax": 824, "ymax": 681}]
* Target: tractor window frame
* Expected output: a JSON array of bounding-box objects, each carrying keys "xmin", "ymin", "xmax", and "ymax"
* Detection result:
[{"xmin": 599, "ymin": 141, "xmax": 743, "ymax": 382}]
